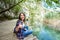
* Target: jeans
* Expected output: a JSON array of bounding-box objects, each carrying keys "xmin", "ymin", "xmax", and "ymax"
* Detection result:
[{"xmin": 23, "ymin": 29, "xmax": 33, "ymax": 37}]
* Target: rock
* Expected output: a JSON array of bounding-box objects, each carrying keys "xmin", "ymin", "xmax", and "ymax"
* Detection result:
[
  {"xmin": 24, "ymin": 34, "xmax": 38, "ymax": 40},
  {"xmin": 0, "ymin": 32, "xmax": 38, "ymax": 40},
  {"xmin": 0, "ymin": 19, "xmax": 38, "ymax": 40}
]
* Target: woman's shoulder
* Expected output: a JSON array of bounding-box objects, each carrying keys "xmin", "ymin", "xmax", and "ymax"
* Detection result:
[
  {"xmin": 16, "ymin": 20, "xmax": 21, "ymax": 26},
  {"xmin": 16, "ymin": 20, "xmax": 22, "ymax": 25},
  {"xmin": 17, "ymin": 20, "xmax": 21, "ymax": 23}
]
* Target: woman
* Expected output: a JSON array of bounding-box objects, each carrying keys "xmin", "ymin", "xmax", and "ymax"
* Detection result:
[{"xmin": 14, "ymin": 12, "xmax": 33, "ymax": 40}]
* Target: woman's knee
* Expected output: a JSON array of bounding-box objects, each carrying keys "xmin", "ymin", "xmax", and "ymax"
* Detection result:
[
  {"xmin": 23, "ymin": 30, "xmax": 33, "ymax": 36},
  {"xmin": 29, "ymin": 30, "xmax": 33, "ymax": 34},
  {"xmin": 24, "ymin": 26, "xmax": 28, "ymax": 30}
]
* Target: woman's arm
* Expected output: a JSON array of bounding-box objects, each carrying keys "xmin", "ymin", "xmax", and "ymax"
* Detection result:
[{"xmin": 14, "ymin": 24, "xmax": 22, "ymax": 33}]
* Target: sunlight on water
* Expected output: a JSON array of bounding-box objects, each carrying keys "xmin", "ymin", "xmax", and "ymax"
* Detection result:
[
  {"xmin": 35, "ymin": 6, "xmax": 55, "ymax": 40},
  {"xmin": 39, "ymin": 10, "xmax": 53, "ymax": 40}
]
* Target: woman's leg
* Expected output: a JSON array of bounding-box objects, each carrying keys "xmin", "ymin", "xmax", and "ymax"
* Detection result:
[
  {"xmin": 24, "ymin": 26, "xmax": 28, "ymax": 30},
  {"xmin": 23, "ymin": 30, "xmax": 33, "ymax": 37}
]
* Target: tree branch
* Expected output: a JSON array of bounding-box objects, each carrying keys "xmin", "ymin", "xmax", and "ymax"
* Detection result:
[{"xmin": 0, "ymin": 0, "xmax": 23, "ymax": 14}]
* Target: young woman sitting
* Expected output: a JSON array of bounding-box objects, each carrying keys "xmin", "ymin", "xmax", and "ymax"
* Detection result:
[{"xmin": 14, "ymin": 12, "xmax": 33, "ymax": 40}]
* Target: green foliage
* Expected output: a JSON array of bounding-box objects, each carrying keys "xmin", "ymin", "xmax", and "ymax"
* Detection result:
[
  {"xmin": 0, "ymin": 0, "xmax": 24, "ymax": 20},
  {"xmin": 42, "ymin": 0, "xmax": 60, "ymax": 9},
  {"xmin": 51, "ymin": 0, "xmax": 59, "ymax": 4},
  {"xmin": 12, "ymin": 5, "xmax": 22, "ymax": 15},
  {"xmin": 0, "ymin": 14, "xmax": 13, "ymax": 21},
  {"xmin": 46, "ymin": 0, "xmax": 52, "ymax": 7},
  {"xmin": 45, "ymin": 12, "xmax": 60, "ymax": 19}
]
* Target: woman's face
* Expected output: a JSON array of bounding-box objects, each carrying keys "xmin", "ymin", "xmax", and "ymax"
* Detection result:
[{"xmin": 20, "ymin": 13, "xmax": 25, "ymax": 21}]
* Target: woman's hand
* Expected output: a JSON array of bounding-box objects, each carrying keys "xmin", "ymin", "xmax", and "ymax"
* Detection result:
[
  {"xmin": 15, "ymin": 24, "xmax": 22, "ymax": 32},
  {"xmin": 18, "ymin": 24, "xmax": 22, "ymax": 28}
]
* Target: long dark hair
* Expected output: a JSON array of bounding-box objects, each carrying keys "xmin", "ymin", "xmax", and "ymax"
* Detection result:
[{"xmin": 19, "ymin": 12, "xmax": 26, "ymax": 22}]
